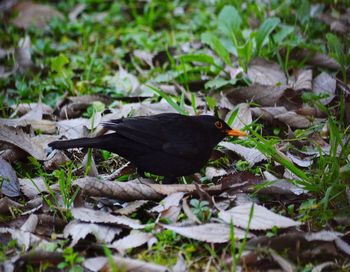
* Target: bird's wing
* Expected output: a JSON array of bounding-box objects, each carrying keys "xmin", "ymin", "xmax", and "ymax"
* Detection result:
[{"xmin": 102, "ymin": 114, "xmax": 204, "ymax": 159}]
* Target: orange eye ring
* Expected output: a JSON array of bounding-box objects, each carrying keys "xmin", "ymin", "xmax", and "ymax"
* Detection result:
[{"xmin": 215, "ymin": 121, "xmax": 223, "ymax": 129}]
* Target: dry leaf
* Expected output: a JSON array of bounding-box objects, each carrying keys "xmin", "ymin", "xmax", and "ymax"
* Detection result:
[
  {"xmin": 219, "ymin": 203, "xmax": 301, "ymax": 230},
  {"xmin": 251, "ymin": 106, "xmax": 288, "ymax": 123},
  {"xmin": 219, "ymin": 142, "xmax": 266, "ymax": 166},
  {"xmin": 0, "ymin": 158, "xmax": 20, "ymax": 197},
  {"xmin": 11, "ymin": 2, "xmax": 63, "ymax": 29},
  {"xmin": 205, "ymin": 167, "xmax": 227, "ymax": 180},
  {"xmin": 159, "ymin": 206, "xmax": 182, "ymax": 223},
  {"xmin": 275, "ymin": 111, "xmax": 312, "ymax": 128},
  {"xmin": 74, "ymin": 177, "xmax": 222, "ymax": 201},
  {"xmin": 71, "ymin": 207, "xmax": 146, "ymax": 229},
  {"xmin": 269, "ymin": 249, "xmax": 295, "ymax": 272},
  {"xmin": 14, "ymin": 35, "xmax": 33, "ymax": 72},
  {"xmin": 11, "ymin": 103, "xmax": 53, "ymax": 116},
  {"xmin": 287, "ymin": 48, "xmax": 341, "ymax": 70},
  {"xmin": 57, "ymin": 118, "xmax": 90, "ymax": 139},
  {"xmin": 291, "ymin": 69, "xmax": 312, "ymax": 91},
  {"xmin": 263, "ymin": 172, "xmax": 307, "ymax": 195},
  {"xmin": 101, "ymin": 100, "xmax": 194, "ymax": 122},
  {"xmin": 44, "ymin": 150, "xmax": 70, "ymax": 170},
  {"xmin": 64, "ymin": 220, "xmax": 122, "ymax": 246},
  {"xmin": 68, "ymin": 3, "xmax": 86, "ymax": 21},
  {"xmin": 111, "ymin": 230, "xmax": 153, "ymax": 253},
  {"xmin": 104, "ymin": 67, "xmax": 146, "ymax": 97},
  {"xmin": 335, "ymin": 238, "xmax": 350, "ymax": 256},
  {"xmin": 226, "ymin": 103, "xmax": 252, "ymax": 130},
  {"xmin": 150, "ymin": 192, "xmax": 185, "ymax": 213},
  {"xmin": 313, "ymin": 72, "xmax": 336, "ymax": 105},
  {"xmin": 286, "ymin": 152, "xmax": 313, "ymax": 168},
  {"xmin": 134, "ymin": 50, "xmax": 154, "ymax": 67},
  {"xmin": 0, "ymin": 227, "xmax": 42, "ymax": 251},
  {"xmin": 0, "ymin": 125, "xmax": 47, "ymax": 160},
  {"xmin": 161, "ymin": 223, "xmax": 248, "ymax": 243},
  {"xmin": 247, "ymin": 58, "xmax": 287, "ymax": 86},
  {"xmin": 19, "ymin": 177, "xmax": 47, "ymax": 199},
  {"xmin": 227, "ymin": 84, "xmax": 287, "ymax": 107},
  {"xmin": 84, "ymin": 255, "xmax": 168, "ymax": 272},
  {"xmin": 0, "ymin": 197, "xmax": 23, "ymax": 214},
  {"xmin": 172, "ymin": 254, "xmax": 187, "ymax": 272},
  {"xmin": 20, "ymin": 214, "xmax": 38, "ymax": 233},
  {"xmin": 182, "ymin": 197, "xmax": 201, "ymax": 224},
  {"xmin": 115, "ymin": 200, "xmax": 148, "ymax": 215},
  {"xmin": 305, "ymin": 231, "xmax": 343, "ymax": 242}
]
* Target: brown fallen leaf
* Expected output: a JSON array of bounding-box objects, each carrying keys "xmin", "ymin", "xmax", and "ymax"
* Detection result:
[
  {"xmin": 0, "ymin": 227, "xmax": 43, "ymax": 251},
  {"xmin": 100, "ymin": 100, "xmax": 194, "ymax": 123},
  {"xmin": 305, "ymin": 230, "xmax": 343, "ymax": 242},
  {"xmin": 114, "ymin": 200, "xmax": 148, "ymax": 215},
  {"xmin": 312, "ymin": 72, "xmax": 336, "ymax": 105},
  {"xmin": 182, "ymin": 197, "xmax": 201, "ymax": 224},
  {"xmin": 219, "ymin": 142, "xmax": 267, "ymax": 166},
  {"xmin": 150, "ymin": 192, "xmax": 185, "ymax": 213},
  {"xmin": 316, "ymin": 12, "xmax": 349, "ymax": 34},
  {"xmin": 0, "ymin": 197, "xmax": 23, "ymax": 214},
  {"xmin": 71, "ymin": 207, "xmax": 146, "ymax": 229},
  {"xmin": 263, "ymin": 171, "xmax": 307, "ymax": 196},
  {"xmin": 291, "ymin": 69, "xmax": 312, "ymax": 91},
  {"xmin": 74, "ymin": 177, "xmax": 222, "ymax": 201},
  {"xmin": 226, "ymin": 103, "xmax": 252, "ymax": 131},
  {"xmin": 286, "ymin": 152, "xmax": 313, "ymax": 168},
  {"xmin": 11, "ymin": 1, "xmax": 63, "ymax": 29},
  {"xmin": 134, "ymin": 49, "xmax": 155, "ymax": 68},
  {"xmin": 0, "ymin": 125, "xmax": 48, "ymax": 160},
  {"xmin": 219, "ymin": 203, "xmax": 301, "ymax": 230},
  {"xmin": 161, "ymin": 223, "xmax": 249, "ymax": 242},
  {"xmin": 64, "ymin": 220, "xmax": 122, "ymax": 246},
  {"xmin": 84, "ymin": 255, "xmax": 168, "ymax": 272},
  {"xmin": 14, "ymin": 35, "xmax": 34, "ymax": 72},
  {"xmin": 56, "ymin": 118, "xmax": 90, "ymax": 139},
  {"xmin": 0, "ymin": 118, "xmax": 57, "ymax": 134},
  {"xmin": 11, "ymin": 103, "xmax": 53, "ymax": 116},
  {"xmin": 247, "ymin": 58, "xmax": 287, "ymax": 86},
  {"xmin": 44, "ymin": 150, "xmax": 70, "ymax": 171},
  {"xmin": 20, "ymin": 214, "xmax": 38, "ymax": 233},
  {"xmin": 251, "ymin": 106, "xmax": 288, "ymax": 123},
  {"xmin": 0, "ymin": 158, "xmax": 20, "ymax": 197},
  {"xmin": 269, "ymin": 249, "xmax": 295, "ymax": 272},
  {"xmin": 284, "ymin": 48, "xmax": 341, "ymax": 70},
  {"xmin": 111, "ymin": 230, "xmax": 154, "ymax": 254},
  {"xmin": 18, "ymin": 177, "xmax": 47, "ymax": 199},
  {"xmin": 251, "ymin": 106, "xmax": 319, "ymax": 128},
  {"xmin": 227, "ymin": 84, "xmax": 287, "ymax": 107},
  {"xmin": 104, "ymin": 67, "xmax": 145, "ymax": 97},
  {"xmin": 205, "ymin": 166, "xmax": 227, "ymax": 181},
  {"xmin": 68, "ymin": 3, "xmax": 86, "ymax": 21},
  {"xmin": 58, "ymin": 95, "xmax": 112, "ymax": 119},
  {"xmin": 275, "ymin": 111, "xmax": 312, "ymax": 128},
  {"xmin": 158, "ymin": 206, "xmax": 182, "ymax": 223}
]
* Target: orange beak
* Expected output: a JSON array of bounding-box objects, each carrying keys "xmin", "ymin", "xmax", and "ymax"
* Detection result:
[{"xmin": 225, "ymin": 129, "xmax": 247, "ymax": 137}]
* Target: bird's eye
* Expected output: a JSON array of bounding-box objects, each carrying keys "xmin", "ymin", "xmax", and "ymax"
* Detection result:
[{"xmin": 215, "ymin": 121, "xmax": 223, "ymax": 129}]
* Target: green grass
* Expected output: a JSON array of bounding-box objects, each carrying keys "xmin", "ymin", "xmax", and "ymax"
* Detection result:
[{"xmin": 1, "ymin": 0, "xmax": 349, "ymax": 270}]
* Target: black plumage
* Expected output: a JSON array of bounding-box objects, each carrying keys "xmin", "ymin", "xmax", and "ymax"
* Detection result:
[{"xmin": 49, "ymin": 113, "xmax": 246, "ymax": 182}]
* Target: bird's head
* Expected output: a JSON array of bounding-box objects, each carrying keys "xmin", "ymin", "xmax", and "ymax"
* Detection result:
[{"xmin": 196, "ymin": 115, "xmax": 247, "ymax": 146}]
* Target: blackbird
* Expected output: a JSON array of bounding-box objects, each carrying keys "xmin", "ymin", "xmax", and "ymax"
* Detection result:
[{"xmin": 49, "ymin": 113, "xmax": 246, "ymax": 183}]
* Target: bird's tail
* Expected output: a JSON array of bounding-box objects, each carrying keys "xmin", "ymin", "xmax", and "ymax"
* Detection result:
[{"xmin": 49, "ymin": 134, "xmax": 114, "ymax": 150}]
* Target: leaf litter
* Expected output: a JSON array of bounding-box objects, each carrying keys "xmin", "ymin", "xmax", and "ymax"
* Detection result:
[{"xmin": 0, "ymin": 1, "xmax": 349, "ymax": 271}]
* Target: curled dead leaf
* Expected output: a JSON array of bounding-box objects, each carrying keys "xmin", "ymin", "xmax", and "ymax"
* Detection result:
[{"xmin": 219, "ymin": 203, "xmax": 301, "ymax": 230}]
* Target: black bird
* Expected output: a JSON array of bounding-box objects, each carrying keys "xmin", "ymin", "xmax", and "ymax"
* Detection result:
[{"xmin": 49, "ymin": 113, "xmax": 246, "ymax": 183}]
